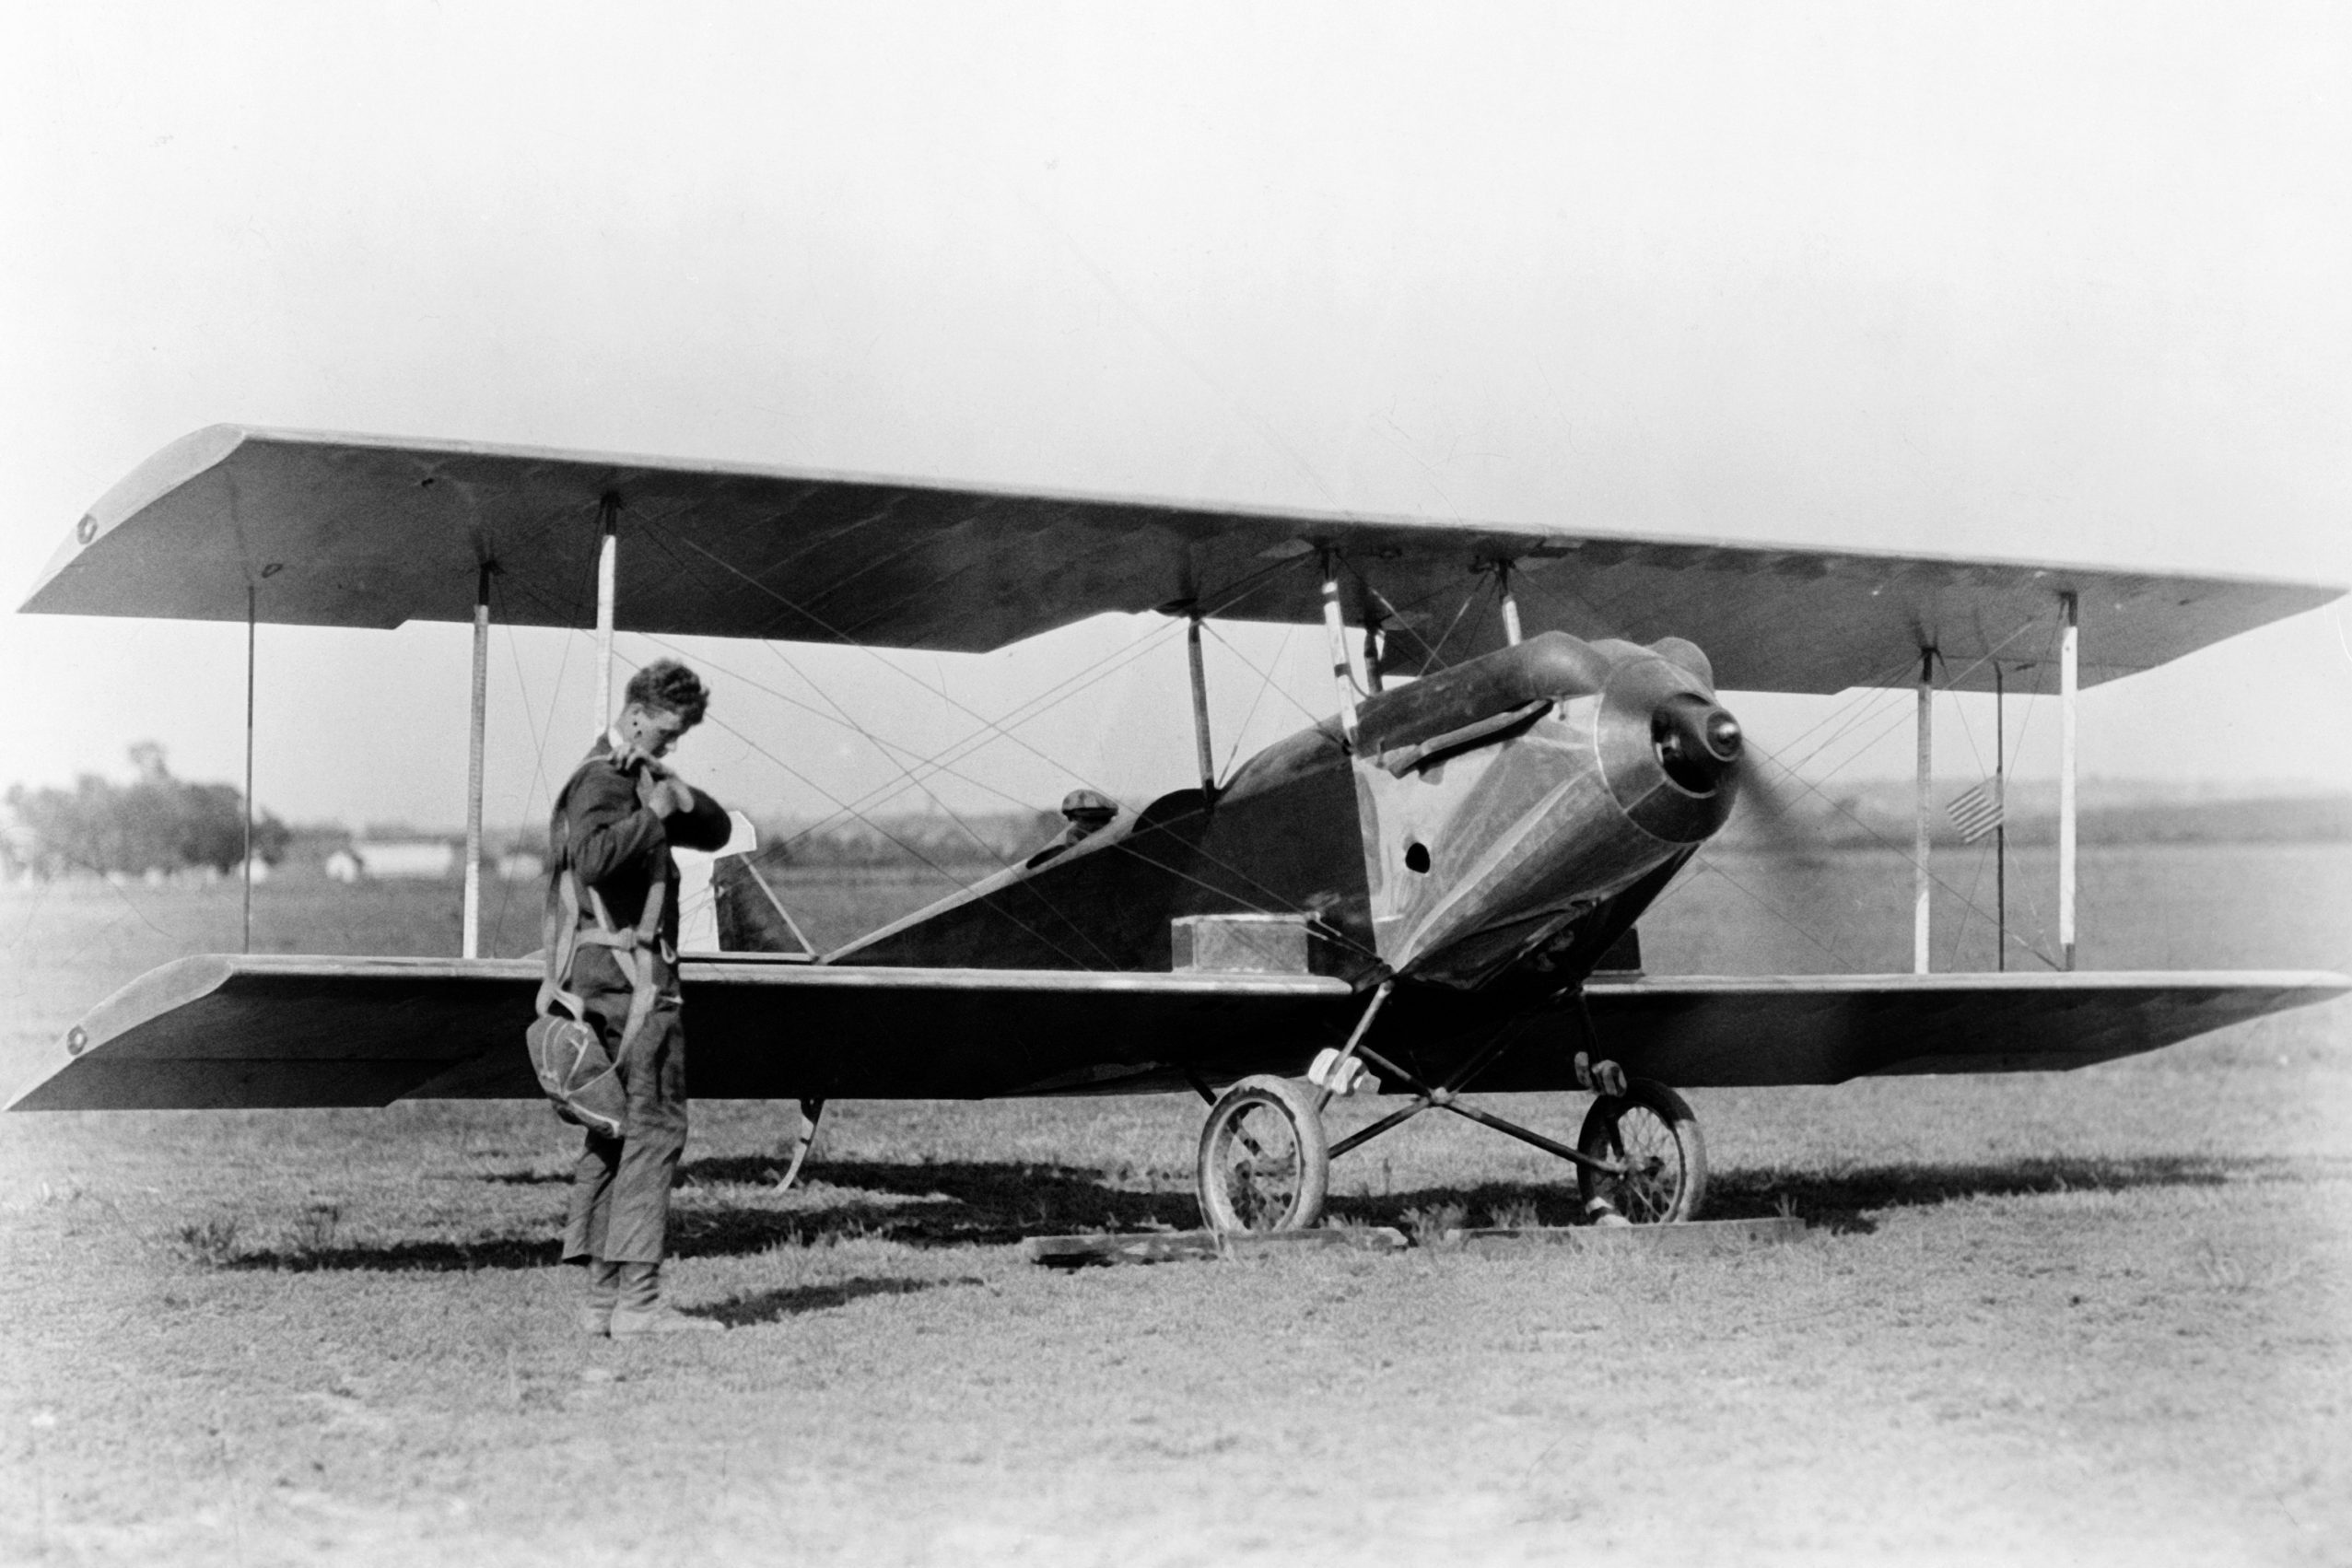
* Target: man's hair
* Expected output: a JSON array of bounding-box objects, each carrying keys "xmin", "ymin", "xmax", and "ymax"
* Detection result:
[{"xmin": 624, "ymin": 659, "xmax": 709, "ymax": 726}]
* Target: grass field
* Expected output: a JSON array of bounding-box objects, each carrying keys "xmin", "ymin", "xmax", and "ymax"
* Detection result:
[{"xmin": 2, "ymin": 847, "xmax": 2348, "ymax": 1566}]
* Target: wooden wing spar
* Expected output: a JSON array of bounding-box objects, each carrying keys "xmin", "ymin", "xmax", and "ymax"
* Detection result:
[{"xmin": 23, "ymin": 425, "xmax": 2344, "ymax": 694}]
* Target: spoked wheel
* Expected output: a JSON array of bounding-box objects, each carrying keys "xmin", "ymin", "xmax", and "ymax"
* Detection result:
[
  {"xmin": 1576, "ymin": 1079, "xmax": 1706, "ymax": 1223},
  {"xmin": 1195, "ymin": 1074, "xmax": 1329, "ymax": 1234}
]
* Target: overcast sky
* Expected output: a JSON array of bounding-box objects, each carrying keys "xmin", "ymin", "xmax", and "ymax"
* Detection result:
[{"xmin": 3, "ymin": 3, "xmax": 2347, "ymax": 836}]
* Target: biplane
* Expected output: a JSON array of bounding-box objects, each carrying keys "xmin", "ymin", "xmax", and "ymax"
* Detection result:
[{"xmin": 8, "ymin": 425, "xmax": 2346, "ymax": 1229}]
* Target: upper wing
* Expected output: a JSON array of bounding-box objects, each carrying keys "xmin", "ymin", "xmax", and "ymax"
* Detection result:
[
  {"xmin": 7, "ymin": 952, "xmax": 2341, "ymax": 1111},
  {"xmin": 23, "ymin": 426, "xmax": 2341, "ymax": 693}
]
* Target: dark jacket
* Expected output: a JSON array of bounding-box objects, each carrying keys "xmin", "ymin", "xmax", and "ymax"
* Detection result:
[{"xmin": 547, "ymin": 736, "xmax": 731, "ymax": 952}]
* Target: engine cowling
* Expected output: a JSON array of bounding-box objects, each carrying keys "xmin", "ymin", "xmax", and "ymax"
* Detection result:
[{"xmin": 1352, "ymin": 631, "xmax": 1743, "ymax": 985}]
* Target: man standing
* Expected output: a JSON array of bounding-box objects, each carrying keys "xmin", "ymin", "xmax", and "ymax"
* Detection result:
[{"xmin": 550, "ymin": 658, "xmax": 732, "ymax": 1336}]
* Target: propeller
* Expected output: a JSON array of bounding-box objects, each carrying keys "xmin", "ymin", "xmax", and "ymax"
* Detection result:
[{"xmin": 1725, "ymin": 744, "xmax": 1816, "ymax": 857}]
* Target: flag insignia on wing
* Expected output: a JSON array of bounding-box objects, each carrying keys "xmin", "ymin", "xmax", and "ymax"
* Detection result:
[{"xmin": 1947, "ymin": 781, "xmax": 2005, "ymax": 843}]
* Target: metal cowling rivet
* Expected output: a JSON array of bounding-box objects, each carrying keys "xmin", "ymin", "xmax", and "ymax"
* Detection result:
[
  {"xmin": 65, "ymin": 1026, "xmax": 88, "ymax": 1056},
  {"xmin": 75, "ymin": 515, "xmax": 98, "ymax": 545}
]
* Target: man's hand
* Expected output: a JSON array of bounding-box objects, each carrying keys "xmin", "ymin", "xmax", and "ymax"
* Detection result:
[
  {"xmin": 610, "ymin": 738, "xmax": 669, "ymax": 777},
  {"xmin": 638, "ymin": 771, "xmax": 696, "ymax": 818}
]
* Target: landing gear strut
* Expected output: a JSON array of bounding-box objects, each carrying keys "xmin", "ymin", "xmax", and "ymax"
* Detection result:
[{"xmin": 1188, "ymin": 988, "xmax": 1706, "ymax": 1235}]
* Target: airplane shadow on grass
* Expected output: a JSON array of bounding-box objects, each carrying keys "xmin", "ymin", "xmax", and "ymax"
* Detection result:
[
  {"xmin": 224, "ymin": 1149, "xmax": 2320, "ymax": 1271},
  {"xmin": 670, "ymin": 1147, "xmax": 2313, "ymax": 1246}
]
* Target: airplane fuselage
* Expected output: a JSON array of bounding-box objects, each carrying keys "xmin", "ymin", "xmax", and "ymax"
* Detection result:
[{"xmin": 832, "ymin": 631, "xmax": 1746, "ymax": 996}]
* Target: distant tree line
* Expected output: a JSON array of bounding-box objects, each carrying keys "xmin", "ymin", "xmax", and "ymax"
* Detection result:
[{"xmin": 4, "ymin": 743, "xmax": 287, "ymax": 878}]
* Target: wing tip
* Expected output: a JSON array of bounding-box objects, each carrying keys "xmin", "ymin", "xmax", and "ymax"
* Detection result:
[
  {"xmin": 2, "ymin": 953, "xmax": 240, "ymax": 1111},
  {"xmin": 21, "ymin": 426, "xmax": 256, "ymax": 615}
]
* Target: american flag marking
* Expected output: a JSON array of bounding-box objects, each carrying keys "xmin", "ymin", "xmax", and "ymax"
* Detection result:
[{"xmin": 1947, "ymin": 781, "xmax": 2005, "ymax": 843}]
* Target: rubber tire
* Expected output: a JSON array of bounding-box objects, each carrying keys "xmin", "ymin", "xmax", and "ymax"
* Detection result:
[
  {"xmin": 1576, "ymin": 1078, "xmax": 1707, "ymax": 1223},
  {"xmin": 1195, "ymin": 1074, "xmax": 1330, "ymax": 1234}
]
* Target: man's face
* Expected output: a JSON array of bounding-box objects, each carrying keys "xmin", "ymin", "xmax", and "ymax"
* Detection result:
[{"xmin": 619, "ymin": 703, "xmax": 692, "ymax": 759}]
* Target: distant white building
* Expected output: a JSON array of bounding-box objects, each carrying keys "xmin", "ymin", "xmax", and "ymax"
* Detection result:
[
  {"xmin": 496, "ymin": 849, "xmax": 545, "ymax": 883},
  {"xmin": 346, "ymin": 840, "xmax": 458, "ymax": 880}
]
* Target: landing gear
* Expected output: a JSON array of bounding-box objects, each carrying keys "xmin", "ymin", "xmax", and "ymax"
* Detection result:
[
  {"xmin": 1195, "ymin": 1074, "xmax": 1330, "ymax": 1233},
  {"xmin": 1576, "ymin": 1080, "xmax": 1706, "ymax": 1223},
  {"xmin": 1188, "ymin": 986, "xmax": 1707, "ymax": 1232}
]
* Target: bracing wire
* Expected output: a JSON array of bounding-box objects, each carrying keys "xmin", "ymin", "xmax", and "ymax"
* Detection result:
[
  {"xmin": 685, "ymin": 699, "xmax": 1122, "ymax": 972},
  {"xmin": 641, "ymin": 512, "xmax": 1310, "ymax": 827},
  {"xmin": 1669, "ymin": 853, "xmax": 1859, "ymax": 970},
  {"xmin": 1707, "ymin": 618, "xmax": 2067, "ymax": 968},
  {"xmin": 486, "ymin": 574, "xmax": 575, "ymax": 953},
  {"xmin": 606, "ymin": 527, "xmax": 1383, "ymax": 963},
  {"xmin": 1213, "ymin": 624, "xmax": 1298, "ymax": 785},
  {"xmin": 1203, "ymin": 622, "xmax": 1325, "ymax": 731}
]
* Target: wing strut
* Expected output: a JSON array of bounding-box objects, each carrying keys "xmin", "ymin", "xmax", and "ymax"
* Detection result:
[
  {"xmin": 2060, "ymin": 590, "xmax": 2079, "ymax": 970},
  {"xmin": 1995, "ymin": 662, "xmax": 2008, "ymax": 970},
  {"xmin": 1186, "ymin": 610, "xmax": 1215, "ymax": 794},
  {"xmin": 1318, "ymin": 552, "xmax": 1360, "ymax": 744},
  {"xmin": 1913, "ymin": 647, "xmax": 1934, "ymax": 974},
  {"xmin": 462, "ymin": 562, "xmax": 491, "ymax": 958},
  {"xmin": 593, "ymin": 495, "xmax": 619, "ymax": 736},
  {"xmin": 242, "ymin": 581, "xmax": 256, "ymax": 954}
]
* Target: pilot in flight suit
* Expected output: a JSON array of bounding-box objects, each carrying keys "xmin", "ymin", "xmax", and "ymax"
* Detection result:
[{"xmin": 549, "ymin": 658, "xmax": 732, "ymax": 1336}]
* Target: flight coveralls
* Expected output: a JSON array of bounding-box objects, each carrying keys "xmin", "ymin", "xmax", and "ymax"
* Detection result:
[{"xmin": 549, "ymin": 736, "xmax": 731, "ymax": 1267}]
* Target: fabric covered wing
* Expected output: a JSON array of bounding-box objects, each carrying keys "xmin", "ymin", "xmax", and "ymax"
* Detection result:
[
  {"xmin": 1569, "ymin": 971, "xmax": 2348, "ymax": 1088},
  {"xmin": 2, "ymin": 954, "xmax": 1357, "ymax": 1111},
  {"xmin": 6, "ymin": 954, "xmax": 2340, "ymax": 1112},
  {"xmin": 24, "ymin": 426, "xmax": 2340, "ymax": 694}
]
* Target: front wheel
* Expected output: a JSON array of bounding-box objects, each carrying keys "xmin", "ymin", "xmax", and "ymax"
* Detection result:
[
  {"xmin": 1195, "ymin": 1075, "xmax": 1329, "ymax": 1234},
  {"xmin": 1576, "ymin": 1079, "xmax": 1706, "ymax": 1223}
]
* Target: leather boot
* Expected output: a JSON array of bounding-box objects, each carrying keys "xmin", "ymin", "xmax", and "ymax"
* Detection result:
[
  {"xmin": 576, "ymin": 1259, "xmax": 622, "ymax": 1335},
  {"xmin": 609, "ymin": 1261, "xmax": 722, "ymax": 1336}
]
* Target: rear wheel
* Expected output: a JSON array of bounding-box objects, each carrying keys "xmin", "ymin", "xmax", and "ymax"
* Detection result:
[
  {"xmin": 1576, "ymin": 1079, "xmax": 1706, "ymax": 1223},
  {"xmin": 1195, "ymin": 1075, "xmax": 1328, "ymax": 1233}
]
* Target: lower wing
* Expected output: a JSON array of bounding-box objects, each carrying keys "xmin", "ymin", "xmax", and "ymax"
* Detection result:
[{"xmin": 6, "ymin": 955, "xmax": 2342, "ymax": 1111}]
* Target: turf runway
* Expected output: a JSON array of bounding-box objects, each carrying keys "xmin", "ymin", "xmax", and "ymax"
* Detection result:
[{"xmin": 2, "ymin": 850, "xmax": 2346, "ymax": 1565}]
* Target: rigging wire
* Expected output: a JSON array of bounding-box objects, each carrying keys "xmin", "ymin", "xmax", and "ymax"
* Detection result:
[
  {"xmin": 1712, "ymin": 625, "xmax": 2065, "ymax": 968},
  {"xmin": 1995, "ymin": 619, "xmax": 2068, "ymax": 968},
  {"xmin": 635, "ymin": 511, "xmax": 1355, "ymax": 934},
  {"xmin": 1946, "ymin": 837, "xmax": 1995, "ymax": 970},
  {"xmin": 597, "ymin": 630, "xmax": 1128, "ymax": 971},
  {"xmin": 683, "ymin": 697, "xmax": 1120, "ymax": 972},
  {"xmin": 622, "ymin": 517, "xmax": 1016, "ymax": 869},
  {"xmin": 485, "ymin": 575, "xmax": 575, "ymax": 954},
  {"xmin": 1212, "ymin": 623, "xmax": 1298, "ymax": 786},
  {"xmin": 631, "ymin": 629, "xmax": 1050, "ymax": 865},
  {"xmin": 643, "ymin": 512, "xmax": 1308, "ymax": 824},
  {"xmin": 1203, "ymin": 622, "xmax": 1325, "ymax": 731},
  {"xmin": 1681, "ymin": 854, "xmax": 1858, "ymax": 970},
  {"xmin": 606, "ymin": 543, "xmax": 1374, "ymax": 964},
  {"xmin": 1411, "ymin": 577, "xmax": 1488, "ymax": 676}
]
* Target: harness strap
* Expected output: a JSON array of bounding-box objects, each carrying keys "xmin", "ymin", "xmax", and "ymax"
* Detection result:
[
  {"xmin": 534, "ymin": 868, "xmax": 588, "ymax": 1018},
  {"xmin": 535, "ymin": 759, "xmax": 679, "ymax": 1059}
]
